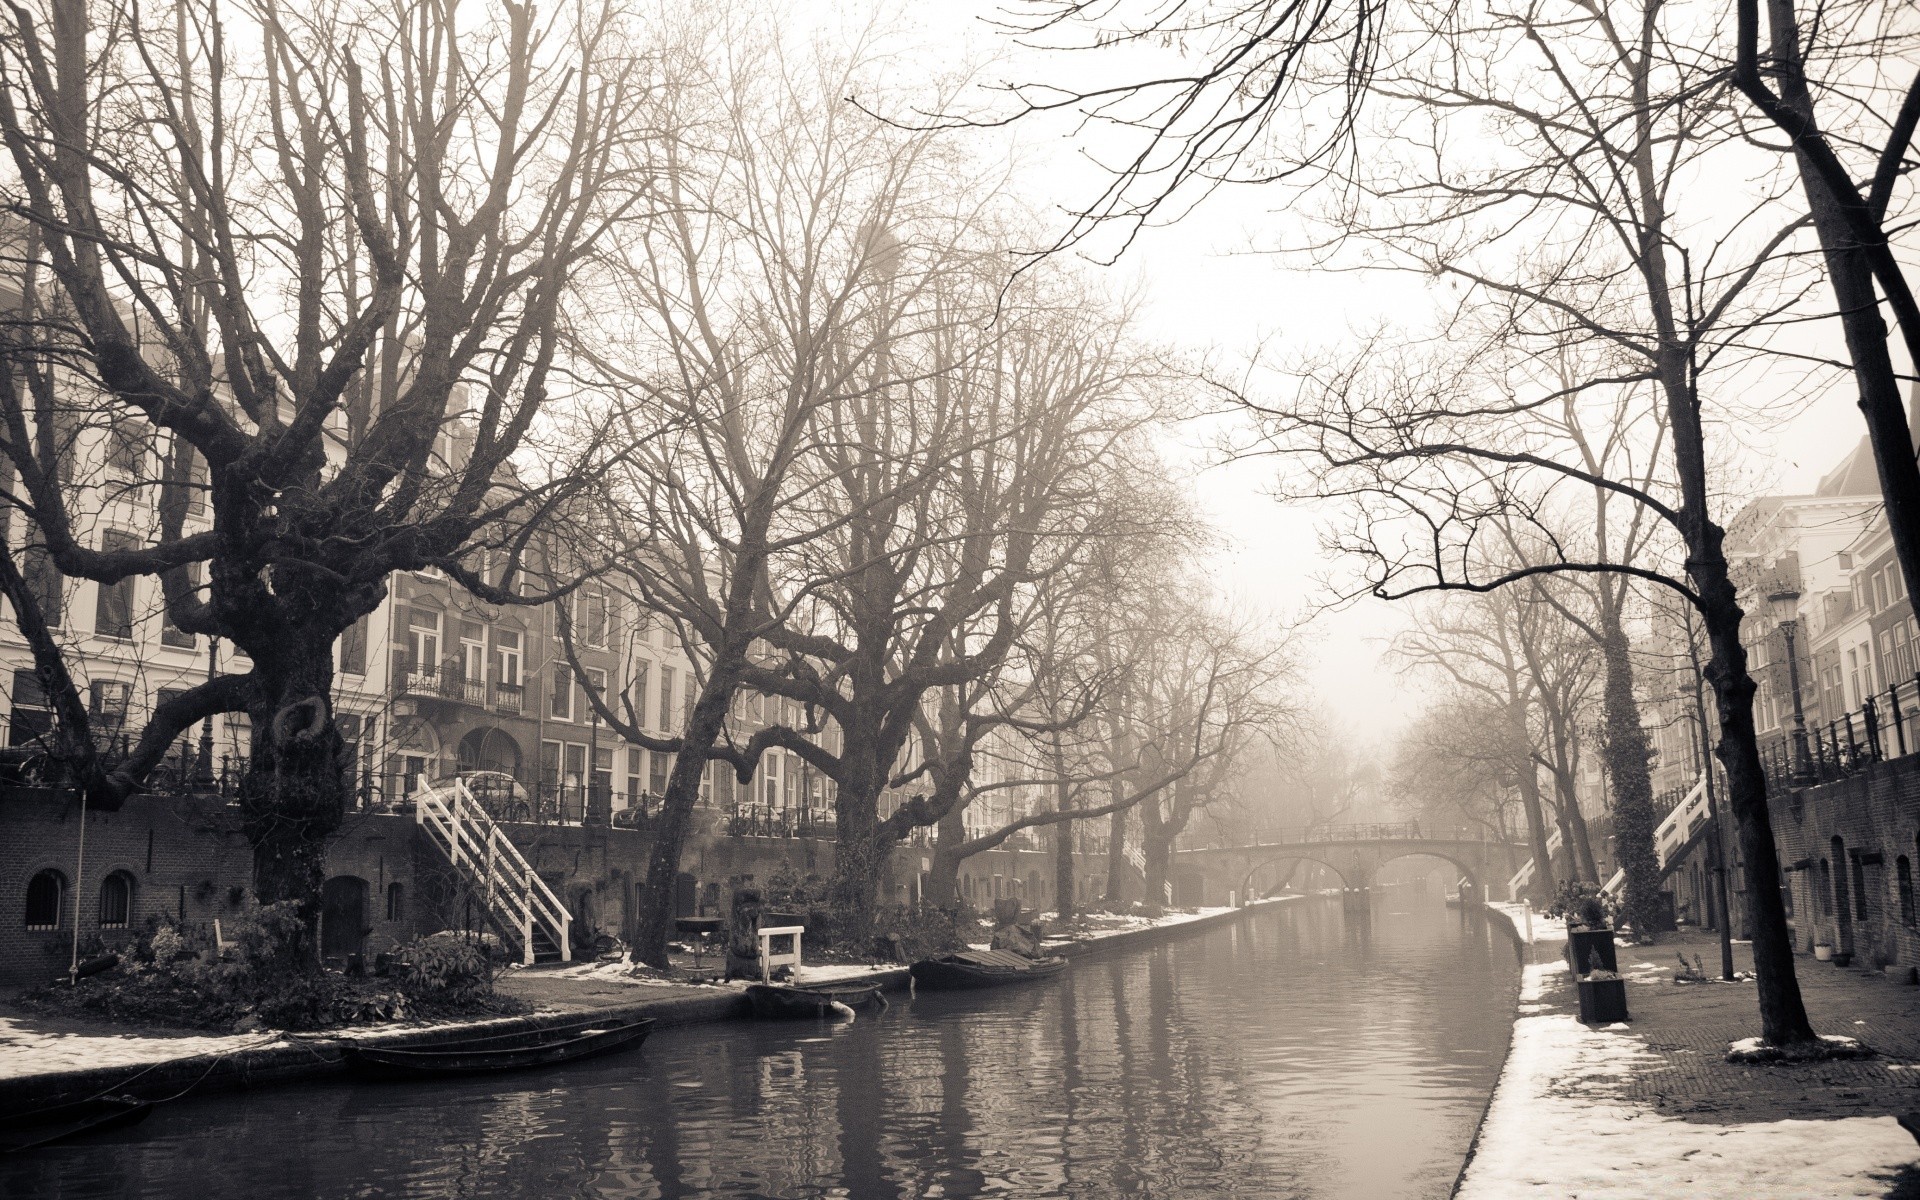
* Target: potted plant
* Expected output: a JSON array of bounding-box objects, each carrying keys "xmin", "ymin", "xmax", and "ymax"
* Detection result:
[
  {"xmin": 1576, "ymin": 949, "xmax": 1630, "ymax": 1024},
  {"xmin": 1549, "ymin": 882, "xmax": 1619, "ymax": 976},
  {"xmin": 1813, "ymin": 942, "xmax": 1834, "ymax": 962},
  {"xmin": 1831, "ymin": 949, "xmax": 1853, "ymax": 967}
]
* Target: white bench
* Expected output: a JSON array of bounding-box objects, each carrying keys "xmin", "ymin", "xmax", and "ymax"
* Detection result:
[{"xmin": 756, "ymin": 924, "xmax": 804, "ymax": 984}]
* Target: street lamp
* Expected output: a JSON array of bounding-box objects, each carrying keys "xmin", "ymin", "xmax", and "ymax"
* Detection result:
[{"xmin": 1768, "ymin": 586, "xmax": 1813, "ymax": 785}]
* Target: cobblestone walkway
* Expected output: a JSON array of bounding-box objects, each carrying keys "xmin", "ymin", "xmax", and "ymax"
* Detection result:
[{"xmin": 1548, "ymin": 928, "xmax": 1920, "ymax": 1124}]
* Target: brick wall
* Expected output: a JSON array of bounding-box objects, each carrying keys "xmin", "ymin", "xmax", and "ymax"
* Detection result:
[
  {"xmin": 1769, "ymin": 757, "xmax": 1920, "ymax": 969},
  {"xmin": 0, "ymin": 788, "xmax": 1102, "ymax": 988}
]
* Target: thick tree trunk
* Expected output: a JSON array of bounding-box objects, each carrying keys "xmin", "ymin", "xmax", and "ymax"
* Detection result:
[
  {"xmin": 926, "ymin": 805, "xmax": 967, "ymax": 909},
  {"xmin": 630, "ymin": 682, "xmax": 734, "ymax": 968},
  {"xmin": 237, "ymin": 632, "xmax": 347, "ymax": 959},
  {"xmin": 1103, "ymin": 803, "xmax": 1128, "ymax": 906},
  {"xmin": 1054, "ymin": 817, "xmax": 1076, "ymax": 920},
  {"xmin": 1598, "ymin": 618, "xmax": 1662, "ymax": 932},
  {"xmin": 1698, "ymin": 565, "xmax": 1816, "ymax": 1044},
  {"xmin": 826, "ymin": 739, "xmax": 891, "ymax": 928}
]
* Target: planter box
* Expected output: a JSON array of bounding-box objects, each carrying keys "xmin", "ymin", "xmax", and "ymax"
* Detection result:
[
  {"xmin": 1565, "ymin": 926, "xmax": 1619, "ymax": 976},
  {"xmin": 1576, "ymin": 977, "xmax": 1630, "ymax": 1024}
]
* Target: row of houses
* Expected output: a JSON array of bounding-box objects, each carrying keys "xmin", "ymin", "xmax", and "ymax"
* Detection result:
[
  {"xmin": 1643, "ymin": 437, "xmax": 1920, "ymax": 973},
  {"xmin": 0, "ymin": 381, "xmax": 1092, "ymax": 986}
]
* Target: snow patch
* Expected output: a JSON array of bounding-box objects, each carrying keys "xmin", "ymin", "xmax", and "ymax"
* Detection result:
[
  {"xmin": 0, "ymin": 1016, "xmax": 285, "ymax": 1081},
  {"xmin": 1459, "ymin": 966, "xmax": 1917, "ymax": 1198}
]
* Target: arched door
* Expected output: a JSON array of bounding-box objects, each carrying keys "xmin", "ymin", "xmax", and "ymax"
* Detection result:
[{"xmin": 320, "ymin": 876, "xmax": 370, "ymax": 959}]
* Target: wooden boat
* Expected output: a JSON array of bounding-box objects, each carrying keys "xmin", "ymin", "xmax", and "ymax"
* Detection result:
[
  {"xmin": 0, "ymin": 1095, "xmax": 154, "ymax": 1154},
  {"xmin": 344, "ymin": 1018, "xmax": 653, "ymax": 1079},
  {"xmin": 745, "ymin": 981, "xmax": 886, "ymax": 1019},
  {"xmin": 909, "ymin": 949, "xmax": 1070, "ymax": 991}
]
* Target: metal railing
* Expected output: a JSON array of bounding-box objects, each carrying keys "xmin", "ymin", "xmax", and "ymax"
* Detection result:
[
  {"xmin": 1243, "ymin": 822, "xmax": 1476, "ymax": 846},
  {"xmin": 725, "ymin": 805, "xmax": 836, "ymax": 839},
  {"xmin": 1760, "ymin": 672, "xmax": 1920, "ymax": 791}
]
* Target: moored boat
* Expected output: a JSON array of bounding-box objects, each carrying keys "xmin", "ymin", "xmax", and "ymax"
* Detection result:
[
  {"xmin": 909, "ymin": 949, "xmax": 1070, "ymax": 990},
  {"xmin": 0, "ymin": 1095, "xmax": 154, "ymax": 1154},
  {"xmin": 344, "ymin": 1017, "xmax": 653, "ymax": 1079},
  {"xmin": 745, "ymin": 982, "xmax": 886, "ymax": 1019}
]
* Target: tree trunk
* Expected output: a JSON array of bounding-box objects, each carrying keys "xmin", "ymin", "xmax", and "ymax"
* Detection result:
[
  {"xmin": 1054, "ymin": 816, "xmax": 1076, "ymax": 921},
  {"xmin": 1698, "ymin": 564, "xmax": 1816, "ymax": 1044},
  {"xmin": 826, "ymin": 739, "xmax": 891, "ymax": 929},
  {"xmin": 1598, "ymin": 618, "xmax": 1662, "ymax": 932},
  {"xmin": 926, "ymin": 805, "xmax": 967, "ymax": 909},
  {"xmin": 236, "ymin": 632, "xmax": 347, "ymax": 960},
  {"xmin": 629, "ymin": 682, "xmax": 734, "ymax": 968},
  {"xmin": 1103, "ymin": 803, "xmax": 1128, "ymax": 907},
  {"xmin": 1511, "ymin": 704, "xmax": 1555, "ymax": 904}
]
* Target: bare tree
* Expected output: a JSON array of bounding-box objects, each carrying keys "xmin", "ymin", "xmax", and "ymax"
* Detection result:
[
  {"xmin": 556, "ymin": 25, "xmax": 976, "ymax": 966},
  {"xmin": 1733, "ymin": 0, "xmax": 1920, "ymax": 598},
  {"xmin": 1233, "ymin": 0, "xmax": 1822, "ymax": 1043},
  {"xmin": 0, "ymin": 0, "xmax": 648, "ymax": 932}
]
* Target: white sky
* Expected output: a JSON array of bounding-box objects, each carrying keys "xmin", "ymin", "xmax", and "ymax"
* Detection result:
[{"xmin": 847, "ymin": 0, "xmax": 1885, "ymax": 746}]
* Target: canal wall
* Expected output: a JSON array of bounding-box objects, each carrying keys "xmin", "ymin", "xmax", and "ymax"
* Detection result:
[
  {"xmin": 0, "ymin": 897, "xmax": 1304, "ymax": 1114},
  {"xmin": 0, "ymin": 785, "xmax": 1092, "ymax": 988}
]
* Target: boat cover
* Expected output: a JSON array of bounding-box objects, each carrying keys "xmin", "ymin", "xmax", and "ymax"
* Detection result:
[{"xmin": 954, "ymin": 949, "xmax": 1039, "ymax": 969}]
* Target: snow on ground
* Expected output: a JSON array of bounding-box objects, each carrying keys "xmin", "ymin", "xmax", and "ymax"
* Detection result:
[
  {"xmin": 0, "ymin": 1015, "xmax": 286, "ymax": 1081},
  {"xmin": 1485, "ymin": 901, "xmax": 1568, "ymax": 944},
  {"xmin": 532, "ymin": 956, "xmax": 717, "ymax": 988},
  {"xmin": 1456, "ymin": 961, "xmax": 1920, "ymax": 1198}
]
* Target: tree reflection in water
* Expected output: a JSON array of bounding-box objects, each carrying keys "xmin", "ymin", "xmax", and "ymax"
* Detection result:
[{"xmin": 1, "ymin": 899, "xmax": 1517, "ymax": 1200}]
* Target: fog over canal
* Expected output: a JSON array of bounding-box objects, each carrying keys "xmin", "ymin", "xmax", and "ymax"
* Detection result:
[{"xmin": 6, "ymin": 897, "xmax": 1520, "ymax": 1200}]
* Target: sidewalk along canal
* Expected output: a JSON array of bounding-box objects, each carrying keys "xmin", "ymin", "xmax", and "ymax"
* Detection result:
[
  {"xmin": 0, "ymin": 896, "xmax": 1303, "ymax": 1112},
  {"xmin": 1456, "ymin": 902, "xmax": 1920, "ymax": 1198}
]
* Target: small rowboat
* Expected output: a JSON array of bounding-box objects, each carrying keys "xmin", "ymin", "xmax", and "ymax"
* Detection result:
[
  {"xmin": 745, "ymin": 982, "xmax": 887, "ymax": 1019},
  {"xmin": 909, "ymin": 949, "xmax": 1070, "ymax": 991},
  {"xmin": 0, "ymin": 1095, "xmax": 154, "ymax": 1155},
  {"xmin": 344, "ymin": 1018, "xmax": 653, "ymax": 1079}
]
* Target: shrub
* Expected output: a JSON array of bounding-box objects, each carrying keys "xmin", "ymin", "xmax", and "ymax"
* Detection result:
[{"xmin": 398, "ymin": 934, "xmax": 494, "ymax": 1004}]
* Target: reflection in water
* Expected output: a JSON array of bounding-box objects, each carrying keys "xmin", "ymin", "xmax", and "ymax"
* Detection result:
[{"xmin": 2, "ymin": 897, "xmax": 1517, "ymax": 1199}]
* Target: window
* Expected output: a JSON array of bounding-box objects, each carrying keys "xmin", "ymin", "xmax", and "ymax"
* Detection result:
[
  {"xmin": 105, "ymin": 415, "xmax": 151, "ymax": 479},
  {"xmin": 550, "ymin": 665, "xmax": 574, "ymax": 721},
  {"xmin": 493, "ymin": 628, "xmax": 522, "ymax": 687},
  {"xmin": 99, "ymin": 871, "xmax": 133, "ymax": 928},
  {"xmin": 337, "ymin": 714, "xmax": 363, "ymax": 792},
  {"xmin": 630, "ymin": 661, "xmax": 650, "ymax": 729},
  {"xmin": 90, "ymin": 680, "xmax": 130, "ymax": 735},
  {"xmin": 649, "ymin": 749, "xmax": 669, "ymax": 796},
  {"xmin": 457, "ymin": 620, "xmax": 485, "ymax": 685},
  {"xmin": 386, "ymin": 881, "xmax": 406, "ymax": 922},
  {"xmin": 626, "ymin": 747, "xmax": 644, "ymax": 807},
  {"xmin": 1898, "ymin": 856, "xmax": 1914, "ymax": 928},
  {"xmin": 337, "ymin": 614, "xmax": 368, "ymax": 675},
  {"xmin": 593, "ymin": 746, "xmax": 613, "ymax": 801},
  {"xmin": 20, "ymin": 546, "xmax": 61, "ymax": 628},
  {"xmin": 24, "ymin": 869, "xmax": 64, "ymax": 930},
  {"xmin": 93, "ymin": 531, "xmax": 138, "ymax": 639},
  {"xmin": 659, "ymin": 667, "xmax": 674, "ymax": 733},
  {"xmin": 407, "ymin": 608, "xmax": 442, "ymax": 677},
  {"xmin": 584, "ymin": 592, "xmax": 609, "ymax": 648},
  {"xmin": 8, "ymin": 668, "xmax": 53, "ymax": 748},
  {"xmin": 585, "ymin": 667, "xmax": 608, "ymax": 719},
  {"xmin": 540, "ymin": 739, "xmax": 562, "ymax": 792}
]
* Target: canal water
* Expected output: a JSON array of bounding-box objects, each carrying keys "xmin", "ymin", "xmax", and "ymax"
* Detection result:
[{"xmin": 5, "ymin": 894, "xmax": 1520, "ymax": 1199}]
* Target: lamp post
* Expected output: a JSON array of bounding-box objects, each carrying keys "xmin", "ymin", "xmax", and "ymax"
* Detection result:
[{"xmin": 1768, "ymin": 587, "xmax": 1813, "ymax": 785}]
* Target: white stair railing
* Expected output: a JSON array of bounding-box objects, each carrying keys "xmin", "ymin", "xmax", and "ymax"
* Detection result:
[
  {"xmin": 1600, "ymin": 774, "xmax": 1711, "ymax": 899},
  {"xmin": 417, "ymin": 780, "xmax": 572, "ymax": 966},
  {"xmin": 1507, "ymin": 826, "xmax": 1563, "ymax": 898}
]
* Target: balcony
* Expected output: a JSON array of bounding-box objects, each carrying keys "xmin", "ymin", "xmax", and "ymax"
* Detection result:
[
  {"xmin": 492, "ymin": 682, "xmax": 525, "ymax": 715},
  {"xmin": 393, "ymin": 669, "xmax": 487, "ymax": 707}
]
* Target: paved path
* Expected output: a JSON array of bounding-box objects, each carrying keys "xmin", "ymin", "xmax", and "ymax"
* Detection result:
[{"xmin": 1605, "ymin": 929, "xmax": 1920, "ymax": 1122}]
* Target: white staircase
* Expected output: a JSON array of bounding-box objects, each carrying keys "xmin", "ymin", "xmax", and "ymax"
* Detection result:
[
  {"xmin": 1600, "ymin": 774, "xmax": 1711, "ymax": 900},
  {"xmin": 416, "ymin": 780, "xmax": 572, "ymax": 966},
  {"xmin": 1507, "ymin": 826, "xmax": 1563, "ymax": 899}
]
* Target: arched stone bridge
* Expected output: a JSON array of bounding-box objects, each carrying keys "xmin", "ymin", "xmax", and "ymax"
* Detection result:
[{"xmin": 1177, "ymin": 823, "xmax": 1527, "ymax": 904}]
